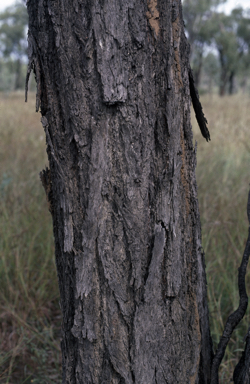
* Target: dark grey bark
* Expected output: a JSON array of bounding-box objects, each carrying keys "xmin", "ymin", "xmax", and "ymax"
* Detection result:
[{"xmin": 26, "ymin": 0, "xmax": 213, "ymax": 382}]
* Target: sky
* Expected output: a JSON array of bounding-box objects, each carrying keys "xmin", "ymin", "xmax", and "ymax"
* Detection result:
[
  {"xmin": 0, "ymin": 0, "xmax": 250, "ymax": 13},
  {"xmin": 218, "ymin": 0, "xmax": 250, "ymax": 13},
  {"xmin": 0, "ymin": 0, "xmax": 17, "ymax": 12}
]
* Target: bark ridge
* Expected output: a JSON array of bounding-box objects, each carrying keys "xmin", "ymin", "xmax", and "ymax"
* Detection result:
[{"xmin": 27, "ymin": 0, "xmax": 213, "ymax": 382}]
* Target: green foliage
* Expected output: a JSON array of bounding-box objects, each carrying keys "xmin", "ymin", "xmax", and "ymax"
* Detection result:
[
  {"xmin": 207, "ymin": 11, "xmax": 242, "ymax": 94},
  {"xmin": 233, "ymin": 8, "xmax": 250, "ymax": 87},
  {"xmin": 0, "ymin": 59, "xmax": 30, "ymax": 91},
  {"xmin": 202, "ymin": 52, "xmax": 220, "ymax": 88},
  {"xmin": 183, "ymin": 0, "xmax": 225, "ymax": 86},
  {"xmin": 0, "ymin": 1, "xmax": 28, "ymax": 59},
  {"xmin": 0, "ymin": 2, "xmax": 28, "ymax": 90},
  {"xmin": 183, "ymin": 0, "xmax": 225, "ymax": 45},
  {"xmin": 183, "ymin": 0, "xmax": 250, "ymax": 95}
]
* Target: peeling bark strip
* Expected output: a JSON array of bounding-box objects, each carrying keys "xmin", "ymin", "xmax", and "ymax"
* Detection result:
[
  {"xmin": 94, "ymin": 0, "xmax": 129, "ymax": 104},
  {"xmin": 188, "ymin": 67, "xmax": 210, "ymax": 142},
  {"xmin": 146, "ymin": 0, "xmax": 160, "ymax": 37},
  {"xmin": 40, "ymin": 166, "xmax": 53, "ymax": 213},
  {"xmin": 27, "ymin": 0, "xmax": 213, "ymax": 382}
]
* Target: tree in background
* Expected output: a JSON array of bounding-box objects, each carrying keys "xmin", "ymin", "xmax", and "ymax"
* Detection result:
[
  {"xmin": 211, "ymin": 8, "xmax": 250, "ymax": 95},
  {"xmin": 208, "ymin": 11, "xmax": 239, "ymax": 95},
  {"xmin": 202, "ymin": 52, "xmax": 220, "ymax": 93},
  {"xmin": 233, "ymin": 7, "xmax": 250, "ymax": 93},
  {"xmin": 182, "ymin": 0, "xmax": 225, "ymax": 88},
  {"xmin": 183, "ymin": 1, "xmax": 250, "ymax": 95},
  {"xmin": 0, "ymin": 1, "xmax": 28, "ymax": 90}
]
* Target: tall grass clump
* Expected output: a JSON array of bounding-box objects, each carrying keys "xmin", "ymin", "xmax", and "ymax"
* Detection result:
[
  {"xmin": 0, "ymin": 92, "xmax": 61, "ymax": 383},
  {"xmin": 192, "ymin": 94, "xmax": 250, "ymax": 382}
]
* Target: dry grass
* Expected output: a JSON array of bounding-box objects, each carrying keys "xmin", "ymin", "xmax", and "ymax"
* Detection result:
[
  {"xmin": 0, "ymin": 92, "xmax": 61, "ymax": 383},
  {"xmin": 0, "ymin": 91, "xmax": 250, "ymax": 382},
  {"xmin": 192, "ymin": 93, "xmax": 250, "ymax": 382}
]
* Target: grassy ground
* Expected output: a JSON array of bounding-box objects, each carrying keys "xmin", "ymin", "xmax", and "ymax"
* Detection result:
[
  {"xmin": 192, "ymin": 93, "xmax": 250, "ymax": 382},
  {"xmin": 0, "ymin": 92, "xmax": 61, "ymax": 383},
  {"xmin": 0, "ymin": 91, "xmax": 249, "ymax": 382}
]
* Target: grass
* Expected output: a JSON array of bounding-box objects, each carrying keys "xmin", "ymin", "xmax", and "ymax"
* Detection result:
[
  {"xmin": 192, "ymin": 93, "xmax": 250, "ymax": 381},
  {"xmin": 0, "ymin": 91, "xmax": 250, "ymax": 382},
  {"xmin": 0, "ymin": 92, "xmax": 61, "ymax": 383}
]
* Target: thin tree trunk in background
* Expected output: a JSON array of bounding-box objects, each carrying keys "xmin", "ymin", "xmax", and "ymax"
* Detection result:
[
  {"xmin": 219, "ymin": 68, "xmax": 227, "ymax": 96},
  {"xmin": 219, "ymin": 49, "xmax": 228, "ymax": 96},
  {"xmin": 27, "ymin": 0, "xmax": 213, "ymax": 382},
  {"xmin": 228, "ymin": 70, "xmax": 235, "ymax": 95},
  {"xmin": 240, "ymin": 76, "xmax": 247, "ymax": 94},
  {"xmin": 14, "ymin": 58, "xmax": 22, "ymax": 90},
  {"xmin": 219, "ymin": 74, "xmax": 227, "ymax": 96}
]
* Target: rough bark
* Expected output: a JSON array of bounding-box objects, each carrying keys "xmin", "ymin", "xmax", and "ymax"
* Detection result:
[{"xmin": 26, "ymin": 0, "xmax": 213, "ymax": 382}]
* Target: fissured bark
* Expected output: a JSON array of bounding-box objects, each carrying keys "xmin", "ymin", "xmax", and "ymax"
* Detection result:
[{"xmin": 27, "ymin": 0, "xmax": 213, "ymax": 382}]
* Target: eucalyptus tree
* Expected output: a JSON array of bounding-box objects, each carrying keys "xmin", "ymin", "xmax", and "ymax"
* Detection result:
[
  {"xmin": 198, "ymin": 7, "xmax": 250, "ymax": 95},
  {"xmin": 182, "ymin": 0, "xmax": 225, "ymax": 87},
  {"xmin": 0, "ymin": 1, "xmax": 28, "ymax": 89},
  {"xmin": 232, "ymin": 7, "xmax": 250, "ymax": 93},
  {"xmin": 26, "ymin": 0, "xmax": 250, "ymax": 382}
]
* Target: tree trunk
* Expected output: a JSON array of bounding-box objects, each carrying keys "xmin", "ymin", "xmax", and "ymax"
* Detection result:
[
  {"xmin": 14, "ymin": 58, "xmax": 22, "ymax": 90},
  {"xmin": 26, "ymin": 0, "xmax": 213, "ymax": 382},
  {"xmin": 218, "ymin": 49, "xmax": 228, "ymax": 97},
  {"xmin": 219, "ymin": 73, "xmax": 227, "ymax": 96},
  {"xmin": 228, "ymin": 70, "xmax": 235, "ymax": 95}
]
